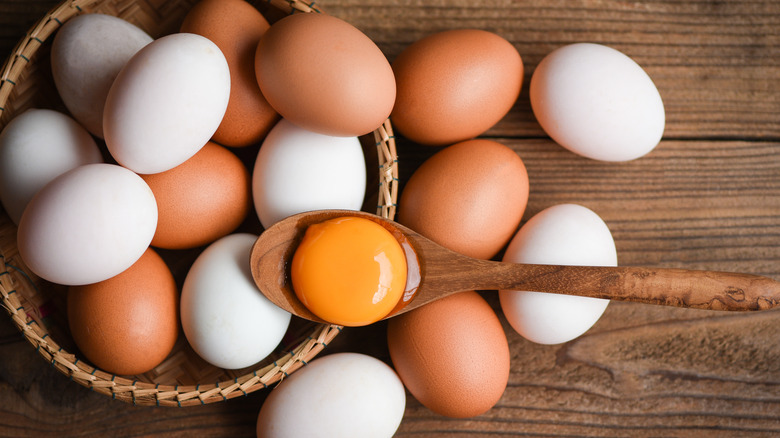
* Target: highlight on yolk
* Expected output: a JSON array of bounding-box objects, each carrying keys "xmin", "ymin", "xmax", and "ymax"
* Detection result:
[{"xmin": 290, "ymin": 216, "xmax": 408, "ymax": 327}]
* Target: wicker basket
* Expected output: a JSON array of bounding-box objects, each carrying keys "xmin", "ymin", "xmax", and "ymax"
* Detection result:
[{"xmin": 0, "ymin": 0, "xmax": 399, "ymax": 407}]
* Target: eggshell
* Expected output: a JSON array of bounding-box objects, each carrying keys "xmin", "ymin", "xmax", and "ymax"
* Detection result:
[
  {"xmin": 17, "ymin": 163, "xmax": 158, "ymax": 286},
  {"xmin": 51, "ymin": 13, "xmax": 152, "ymax": 138},
  {"xmin": 104, "ymin": 33, "xmax": 230, "ymax": 174},
  {"xmin": 67, "ymin": 248, "xmax": 178, "ymax": 376},
  {"xmin": 256, "ymin": 352, "xmax": 405, "ymax": 438},
  {"xmin": 398, "ymin": 139, "xmax": 528, "ymax": 260},
  {"xmin": 387, "ymin": 291, "xmax": 509, "ymax": 418},
  {"xmin": 0, "ymin": 109, "xmax": 102, "ymax": 225},
  {"xmin": 530, "ymin": 43, "xmax": 665, "ymax": 161},
  {"xmin": 181, "ymin": 234, "xmax": 291, "ymax": 369},
  {"xmin": 252, "ymin": 119, "xmax": 366, "ymax": 228},
  {"xmin": 180, "ymin": 0, "xmax": 277, "ymax": 147},
  {"xmin": 142, "ymin": 142, "xmax": 250, "ymax": 249},
  {"xmin": 255, "ymin": 13, "xmax": 395, "ymax": 137},
  {"xmin": 391, "ymin": 29, "xmax": 523, "ymax": 146},
  {"xmin": 499, "ymin": 204, "xmax": 617, "ymax": 345}
]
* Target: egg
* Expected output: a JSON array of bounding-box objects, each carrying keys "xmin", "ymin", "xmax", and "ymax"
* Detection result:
[
  {"xmin": 255, "ymin": 13, "xmax": 395, "ymax": 137},
  {"xmin": 391, "ymin": 29, "xmax": 524, "ymax": 146},
  {"xmin": 104, "ymin": 33, "xmax": 230, "ymax": 174},
  {"xmin": 67, "ymin": 247, "xmax": 178, "ymax": 376},
  {"xmin": 51, "ymin": 13, "xmax": 152, "ymax": 138},
  {"xmin": 256, "ymin": 352, "xmax": 405, "ymax": 438},
  {"xmin": 252, "ymin": 119, "xmax": 366, "ymax": 228},
  {"xmin": 387, "ymin": 291, "xmax": 509, "ymax": 418},
  {"xmin": 499, "ymin": 204, "xmax": 617, "ymax": 345},
  {"xmin": 0, "ymin": 109, "xmax": 103, "ymax": 225},
  {"xmin": 181, "ymin": 233, "xmax": 291, "ymax": 369},
  {"xmin": 530, "ymin": 43, "xmax": 665, "ymax": 161},
  {"xmin": 398, "ymin": 139, "xmax": 529, "ymax": 260},
  {"xmin": 17, "ymin": 163, "xmax": 157, "ymax": 286},
  {"xmin": 141, "ymin": 142, "xmax": 250, "ymax": 250},
  {"xmin": 180, "ymin": 0, "xmax": 277, "ymax": 147},
  {"xmin": 291, "ymin": 216, "xmax": 407, "ymax": 327}
]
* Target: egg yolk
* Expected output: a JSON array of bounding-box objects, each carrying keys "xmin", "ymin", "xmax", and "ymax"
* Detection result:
[{"xmin": 290, "ymin": 216, "xmax": 407, "ymax": 327}]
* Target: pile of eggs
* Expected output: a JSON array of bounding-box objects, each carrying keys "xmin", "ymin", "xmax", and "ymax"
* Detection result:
[{"xmin": 0, "ymin": 0, "xmax": 666, "ymax": 435}]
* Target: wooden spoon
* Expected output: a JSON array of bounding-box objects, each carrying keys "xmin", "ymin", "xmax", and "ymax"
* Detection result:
[{"xmin": 250, "ymin": 209, "xmax": 780, "ymax": 324}]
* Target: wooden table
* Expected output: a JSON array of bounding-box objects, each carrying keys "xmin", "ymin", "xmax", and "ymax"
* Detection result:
[{"xmin": 2, "ymin": 0, "xmax": 780, "ymax": 436}]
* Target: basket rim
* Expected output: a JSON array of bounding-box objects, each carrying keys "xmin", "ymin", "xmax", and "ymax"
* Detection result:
[{"xmin": 0, "ymin": 0, "xmax": 399, "ymax": 407}]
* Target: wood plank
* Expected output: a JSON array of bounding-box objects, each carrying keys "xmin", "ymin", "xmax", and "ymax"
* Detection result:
[
  {"xmin": 332, "ymin": 0, "xmax": 780, "ymax": 140},
  {"xmin": 397, "ymin": 136, "xmax": 780, "ymax": 275}
]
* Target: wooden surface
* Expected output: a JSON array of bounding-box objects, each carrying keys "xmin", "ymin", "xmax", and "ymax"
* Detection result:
[{"xmin": 2, "ymin": 0, "xmax": 780, "ymax": 436}]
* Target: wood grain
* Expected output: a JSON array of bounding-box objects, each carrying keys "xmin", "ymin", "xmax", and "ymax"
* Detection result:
[{"xmin": 2, "ymin": 0, "xmax": 780, "ymax": 437}]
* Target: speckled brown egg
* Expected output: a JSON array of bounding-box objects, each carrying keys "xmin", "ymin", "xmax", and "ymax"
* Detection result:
[
  {"xmin": 391, "ymin": 29, "xmax": 523, "ymax": 146},
  {"xmin": 181, "ymin": 0, "xmax": 278, "ymax": 147},
  {"xmin": 255, "ymin": 13, "xmax": 395, "ymax": 137},
  {"xmin": 387, "ymin": 291, "xmax": 510, "ymax": 418},
  {"xmin": 142, "ymin": 141, "xmax": 251, "ymax": 250},
  {"xmin": 67, "ymin": 248, "xmax": 178, "ymax": 376},
  {"xmin": 398, "ymin": 139, "xmax": 529, "ymax": 260}
]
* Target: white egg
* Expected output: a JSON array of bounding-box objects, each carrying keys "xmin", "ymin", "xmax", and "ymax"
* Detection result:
[
  {"xmin": 17, "ymin": 163, "xmax": 157, "ymax": 286},
  {"xmin": 252, "ymin": 118, "xmax": 366, "ymax": 228},
  {"xmin": 499, "ymin": 204, "xmax": 617, "ymax": 345},
  {"xmin": 51, "ymin": 13, "xmax": 152, "ymax": 138},
  {"xmin": 181, "ymin": 233, "xmax": 291, "ymax": 370},
  {"xmin": 530, "ymin": 43, "xmax": 665, "ymax": 162},
  {"xmin": 0, "ymin": 109, "xmax": 103, "ymax": 225},
  {"xmin": 103, "ymin": 33, "xmax": 230, "ymax": 174},
  {"xmin": 256, "ymin": 352, "xmax": 406, "ymax": 438}
]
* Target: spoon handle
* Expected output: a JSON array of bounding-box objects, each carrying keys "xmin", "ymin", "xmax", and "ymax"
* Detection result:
[{"xmin": 462, "ymin": 261, "xmax": 780, "ymax": 311}]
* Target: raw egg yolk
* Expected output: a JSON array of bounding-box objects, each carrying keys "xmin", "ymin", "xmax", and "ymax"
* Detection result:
[{"xmin": 291, "ymin": 216, "xmax": 407, "ymax": 327}]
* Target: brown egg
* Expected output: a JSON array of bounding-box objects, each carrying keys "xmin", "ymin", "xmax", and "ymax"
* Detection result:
[
  {"xmin": 387, "ymin": 291, "xmax": 510, "ymax": 418},
  {"xmin": 142, "ymin": 141, "xmax": 251, "ymax": 250},
  {"xmin": 398, "ymin": 139, "xmax": 529, "ymax": 260},
  {"xmin": 181, "ymin": 0, "xmax": 278, "ymax": 147},
  {"xmin": 391, "ymin": 29, "xmax": 523, "ymax": 146},
  {"xmin": 255, "ymin": 13, "xmax": 395, "ymax": 137},
  {"xmin": 67, "ymin": 248, "xmax": 178, "ymax": 376}
]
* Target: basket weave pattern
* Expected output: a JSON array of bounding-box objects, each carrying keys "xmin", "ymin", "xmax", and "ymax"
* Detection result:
[{"xmin": 0, "ymin": 0, "xmax": 398, "ymax": 406}]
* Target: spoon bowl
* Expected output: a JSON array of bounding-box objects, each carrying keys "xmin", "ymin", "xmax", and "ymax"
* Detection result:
[{"xmin": 250, "ymin": 210, "xmax": 780, "ymax": 324}]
